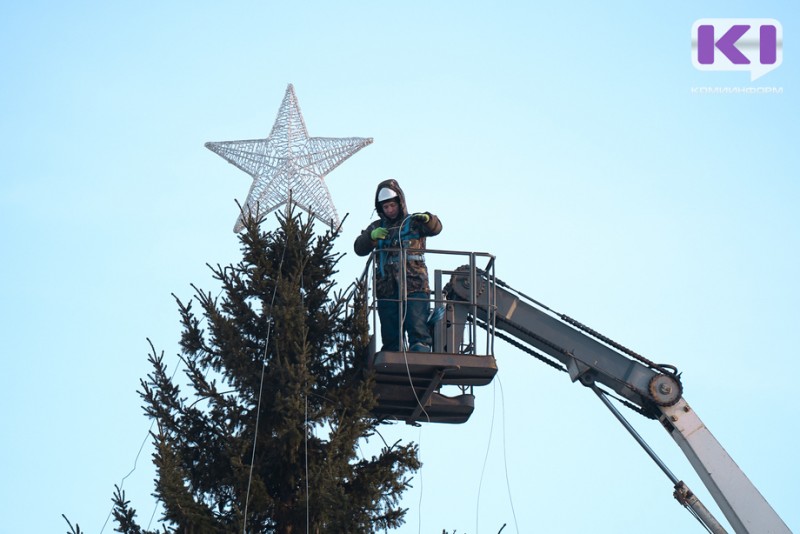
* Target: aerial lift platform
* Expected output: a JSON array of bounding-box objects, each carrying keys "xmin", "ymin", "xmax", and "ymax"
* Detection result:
[
  {"xmin": 352, "ymin": 247, "xmax": 790, "ymax": 534},
  {"xmin": 363, "ymin": 250, "xmax": 498, "ymax": 424}
]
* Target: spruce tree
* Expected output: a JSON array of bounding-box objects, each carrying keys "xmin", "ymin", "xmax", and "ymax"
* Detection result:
[{"xmin": 112, "ymin": 210, "xmax": 420, "ymax": 533}]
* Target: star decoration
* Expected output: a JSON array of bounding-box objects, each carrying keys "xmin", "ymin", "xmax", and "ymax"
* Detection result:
[{"xmin": 205, "ymin": 84, "xmax": 373, "ymax": 232}]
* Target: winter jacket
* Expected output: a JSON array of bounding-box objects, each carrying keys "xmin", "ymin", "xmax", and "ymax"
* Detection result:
[{"xmin": 354, "ymin": 179, "xmax": 442, "ymax": 298}]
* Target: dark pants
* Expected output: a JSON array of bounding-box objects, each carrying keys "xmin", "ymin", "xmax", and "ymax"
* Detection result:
[{"xmin": 377, "ymin": 291, "xmax": 431, "ymax": 351}]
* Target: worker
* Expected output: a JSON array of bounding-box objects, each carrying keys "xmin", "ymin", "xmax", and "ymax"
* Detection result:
[{"xmin": 354, "ymin": 179, "xmax": 442, "ymax": 352}]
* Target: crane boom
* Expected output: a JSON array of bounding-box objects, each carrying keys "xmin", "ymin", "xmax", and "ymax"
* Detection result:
[
  {"xmin": 445, "ymin": 266, "xmax": 790, "ymax": 534},
  {"xmin": 361, "ymin": 250, "xmax": 790, "ymax": 533}
]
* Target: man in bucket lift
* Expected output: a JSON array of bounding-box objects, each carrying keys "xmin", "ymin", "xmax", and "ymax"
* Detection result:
[{"xmin": 354, "ymin": 179, "xmax": 442, "ymax": 352}]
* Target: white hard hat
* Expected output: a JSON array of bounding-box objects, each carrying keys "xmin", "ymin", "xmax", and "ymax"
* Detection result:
[{"xmin": 377, "ymin": 187, "xmax": 399, "ymax": 203}]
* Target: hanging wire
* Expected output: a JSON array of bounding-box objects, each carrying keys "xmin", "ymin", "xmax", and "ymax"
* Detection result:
[
  {"xmin": 100, "ymin": 337, "xmax": 187, "ymax": 534},
  {"xmin": 397, "ymin": 213, "xmax": 431, "ymax": 423},
  {"xmin": 104, "ymin": 213, "xmax": 313, "ymax": 534},
  {"xmin": 100, "ymin": 420, "xmax": 156, "ymax": 533},
  {"xmin": 305, "ymin": 390, "xmax": 310, "ymax": 534},
  {"xmin": 476, "ymin": 379, "xmax": 498, "ymax": 534},
  {"xmin": 243, "ymin": 221, "xmax": 289, "ymax": 533},
  {"xmin": 391, "ymin": 211, "xmax": 431, "ymax": 532},
  {"xmin": 498, "ymin": 377, "xmax": 520, "ymax": 533},
  {"xmin": 145, "ymin": 498, "xmax": 159, "ymax": 531},
  {"xmin": 384, "ymin": 213, "xmax": 431, "ymax": 532},
  {"xmin": 416, "ymin": 425, "xmax": 425, "ymax": 534},
  {"xmin": 299, "ymin": 268, "xmax": 311, "ymax": 534}
]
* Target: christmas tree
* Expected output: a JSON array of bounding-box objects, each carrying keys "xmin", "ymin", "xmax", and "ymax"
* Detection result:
[{"xmin": 111, "ymin": 210, "xmax": 420, "ymax": 533}]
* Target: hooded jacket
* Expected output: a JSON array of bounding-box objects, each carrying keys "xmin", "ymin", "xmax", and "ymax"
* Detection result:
[{"xmin": 354, "ymin": 179, "xmax": 442, "ymax": 297}]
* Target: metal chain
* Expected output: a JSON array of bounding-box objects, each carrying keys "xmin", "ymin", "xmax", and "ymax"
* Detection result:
[
  {"xmin": 492, "ymin": 272, "xmax": 680, "ymax": 379},
  {"xmin": 491, "ymin": 326, "xmax": 567, "ymax": 373},
  {"xmin": 463, "ymin": 270, "xmax": 676, "ymax": 419},
  {"xmin": 481, "ymin": 319, "xmax": 657, "ymax": 419},
  {"xmin": 558, "ymin": 314, "xmax": 679, "ymax": 378}
]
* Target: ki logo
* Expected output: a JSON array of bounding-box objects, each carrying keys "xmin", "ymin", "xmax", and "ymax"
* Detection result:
[{"xmin": 692, "ymin": 19, "xmax": 783, "ymax": 81}]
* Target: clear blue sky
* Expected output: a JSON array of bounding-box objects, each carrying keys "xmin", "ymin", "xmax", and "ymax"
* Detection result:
[{"xmin": 1, "ymin": 2, "xmax": 797, "ymax": 533}]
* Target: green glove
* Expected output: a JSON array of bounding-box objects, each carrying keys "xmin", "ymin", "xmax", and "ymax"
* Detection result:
[
  {"xmin": 412, "ymin": 212, "xmax": 431, "ymax": 224},
  {"xmin": 370, "ymin": 227, "xmax": 389, "ymax": 240}
]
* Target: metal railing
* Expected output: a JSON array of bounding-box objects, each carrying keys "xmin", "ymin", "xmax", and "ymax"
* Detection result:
[{"xmin": 349, "ymin": 247, "xmax": 497, "ymax": 357}]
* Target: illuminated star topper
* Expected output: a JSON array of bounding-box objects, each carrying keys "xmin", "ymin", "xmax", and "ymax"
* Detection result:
[{"xmin": 205, "ymin": 84, "xmax": 373, "ymax": 232}]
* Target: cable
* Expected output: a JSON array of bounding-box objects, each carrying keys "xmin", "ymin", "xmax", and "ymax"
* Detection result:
[
  {"xmin": 475, "ymin": 379, "xmax": 520, "ymax": 534},
  {"xmin": 416, "ymin": 425, "xmax": 424, "ymax": 534},
  {"xmin": 100, "ymin": 420, "xmax": 155, "ymax": 533},
  {"xmin": 243, "ymin": 223, "xmax": 288, "ymax": 533},
  {"xmin": 476, "ymin": 380, "xmax": 497, "ymax": 534},
  {"xmin": 390, "ymin": 212, "xmax": 430, "ymax": 530},
  {"xmin": 145, "ymin": 500, "xmax": 159, "ymax": 531},
  {"xmin": 300, "ymin": 274, "xmax": 310, "ymax": 534},
  {"xmin": 498, "ymin": 377, "xmax": 519, "ymax": 534},
  {"xmin": 305, "ymin": 391, "xmax": 309, "ymax": 534},
  {"xmin": 396, "ymin": 213, "xmax": 430, "ymax": 424},
  {"xmin": 105, "ymin": 217, "xmax": 305, "ymax": 534},
  {"xmin": 100, "ymin": 338, "xmax": 185, "ymax": 534}
]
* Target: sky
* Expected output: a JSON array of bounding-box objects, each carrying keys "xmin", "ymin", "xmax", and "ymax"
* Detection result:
[{"xmin": 1, "ymin": 2, "xmax": 797, "ymax": 533}]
